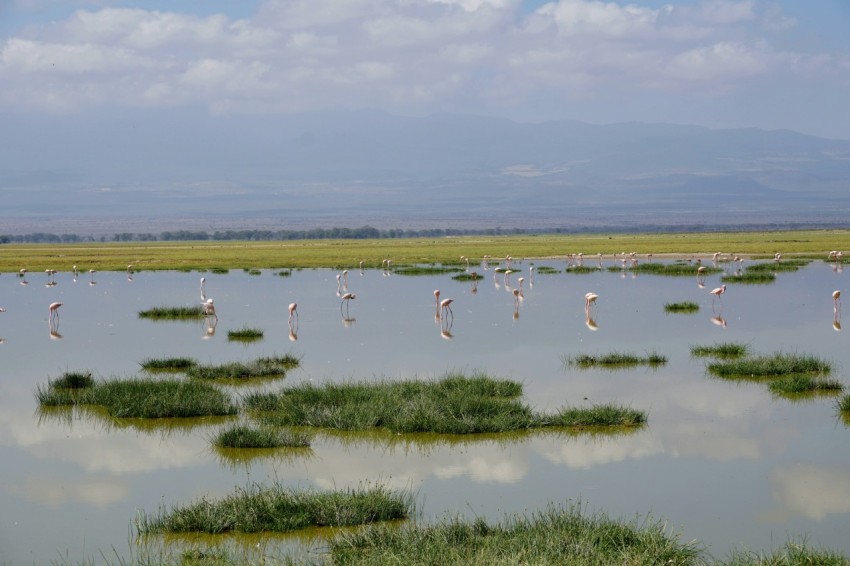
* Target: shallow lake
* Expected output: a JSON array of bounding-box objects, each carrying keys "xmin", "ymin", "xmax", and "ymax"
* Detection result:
[{"xmin": 1, "ymin": 257, "xmax": 848, "ymax": 563}]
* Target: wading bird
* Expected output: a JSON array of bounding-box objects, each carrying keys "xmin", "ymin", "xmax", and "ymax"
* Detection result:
[
  {"xmin": 710, "ymin": 284, "xmax": 727, "ymax": 306},
  {"xmin": 440, "ymin": 297, "xmax": 454, "ymax": 321},
  {"xmin": 585, "ymin": 292, "xmax": 598, "ymax": 316},
  {"xmin": 513, "ymin": 288, "xmax": 521, "ymax": 316},
  {"xmin": 833, "ymin": 290, "xmax": 842, "ymax": 313},
  {"xmin": 288, "ymin": 302, "xmax": 298, "ymax": 323},
  {"xmin": 199, "ymin": 277, "xmax": 206, "ymax": 299},
  {"xmin": 202, "ymin": 298, "xmax": 217, "ymax": 321},
  {"xmin": 434, "ymin": 290, "xmax": 441, "ymax": 317},
  {"xmin": 341, "ymin": 292, "xmax": 356, "ymax": 316},
  {"xmin": 48, "ymin": 302, "xmax": 62, "ymax": 324}
]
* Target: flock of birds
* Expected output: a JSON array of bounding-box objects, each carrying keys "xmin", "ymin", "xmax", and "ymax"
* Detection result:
[{"xmin": 1, "ymin": 252, "xmax": 845, "ymax": 341}]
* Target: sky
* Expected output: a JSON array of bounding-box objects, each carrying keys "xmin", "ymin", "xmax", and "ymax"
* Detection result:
[{"xmin": 1, "ymin": 0, "xmax": 850, "ymax": 139}]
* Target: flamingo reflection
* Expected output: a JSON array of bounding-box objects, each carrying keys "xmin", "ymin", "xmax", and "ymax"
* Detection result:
[
  {"xmin": 711, "ymin": 315, "xmax": 727, "ymax": 328},
  {"xmin": 585, "ymin": 314, "xmax": 598, "ymax": 331}
]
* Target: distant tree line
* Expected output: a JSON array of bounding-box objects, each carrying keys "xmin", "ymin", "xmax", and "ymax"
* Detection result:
[
  {"xmin": 0, "ymin": 225, "xmax": 529, "ymax": 244},
  {"xmin": 1, "ymin": 222, "xmax": 847, "ymax": 245}
]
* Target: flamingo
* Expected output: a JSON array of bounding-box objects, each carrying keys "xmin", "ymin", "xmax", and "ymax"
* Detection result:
[
  {"xmin": 336, "ymin": 273, "xmax": 342, "ymax": 295},
  {"xmin": 48, "ymin": 302, "xmax": 62, "ymax": 323},
  {"xmin": 440, "ymin": 297, "xmax": 454, "ymax": 321},
  {"xmin": 200, "ymin": 277, "xmax": 206, "ymax": 299},
  {"xmin": 341, "ymin": 292, "xmax": 356, "ymax": 316},
  {"xmin": 434, "ymin": 289, "xmax": 441, "ymax": 317},
  {"xmin": 517, "ymin": 277, "xmax": 525, "ymax": 294},
  {"xmin": 342, "ymin": 270, "xmax": 349, "ymax": 288},
  {"xmin": 710, "ymin": 284, "xmax": 727, "ymax": 305},
  {"xmin": 585, "ymin": 292, "xmax": 598, "ymax": 315},
  {"xmin": 202, "ymin": 298, "xmax": 217, "ymax": 320},
  {"xmin": 833, "ymin": 290, "xmax": 841, "ymax": 313},
  {"xmin": 288, "ymin": 302, "xmax": 298, "ymax": 324}
]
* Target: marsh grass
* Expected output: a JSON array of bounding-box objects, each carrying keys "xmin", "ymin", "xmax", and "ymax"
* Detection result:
[
  {"xmin": 49, "ymin": 371, "xmax": 95, "ymax": 389},
  {"xmin": 213, "ymin": 424, "xmax": 311, "ymax": 449},
  {"xmin": 722, "ymin": 540, "xmax": 850, "ymax": 566},
  {"xmin": 36, "ymin": 378, "xmax": 238, "ymax": 418},
  {"xmin": 690, "ymin": 343, "xmax": 749, "ymax": 358},
  {"xmin": 209, "ymin": 267, "xmax": 229, "ymax": 274},
  {"xmin": 138, "ymin": 305, "xmax": 204, "ymax": 320},
  {"xmin": 547, "ymin": 404, "xmax": 647, "ymax": 427},
  {"xmin": 187, "ymin": 355, "xmax": 300, "ymax": 381},
  {"xmin": 721, "ymin": 272, "xmax": 776, "ymax": 284},
  {"xmin": 135, "ymin": 482, "xmax": 412, "ymax": 534},
  {"xmin": 630, "ymin": 263, "xmax": 721, "ymax": 276},
  {"xmin": 707, "ymin": 353, "xmax": 831, "ymax": 378},
  {"xmin": 140, "ymin": 357, "xmax": 198, "ymax": 372},
  {"xmin": 226, "ymin": 327, "xmax": 264, "ymax": 342},
  {"xmin": 394, "ymin": 265, "xmax": 465, "ymax": 276},
  {"xmin": 664, "ymin": 301, "xmax": 700, "ymax": 313},
  {"xmin": 328, "ymin": 502, "xmax": 701, "ymax": 566},
  {"xmin": 535, "ymin": 265, "xmax": 561, "ymax": 274},
  {"xmin": 838, "ymin": 395, "xmax": 850, "ymax": 414},
  {"xmin": 244, "ymin": 268, "xmax": 262, "ymax": 275},
  {"xmin": 246, "ymin": 373, "xmax": 646, "ymax": 433},
  {"xmin": 275, "ymin": 269, "xmax": 292, "ymax": 277},
  {"xmin": 767, "ymin": 375, "xmax": 843, "ymax": 396},
  {"xmin": 745, "ymin": 259, "xmax": 811, "ymax": 273},
  {"xmin": 565, "ymin": 266, "xmax": 599, "ymax": 274},
  {"xmin": 451, "ymin": 272, "xmax": 483, "ymax": 281},
  {"xmin": 566, "ymin": 351, "xmax": 668, "ymax": 368}
]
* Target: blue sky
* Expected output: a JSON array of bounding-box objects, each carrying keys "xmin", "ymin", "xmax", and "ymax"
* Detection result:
[{"xmin": 2, "ymin": 0, "xmax": 849, "ymax": 139}]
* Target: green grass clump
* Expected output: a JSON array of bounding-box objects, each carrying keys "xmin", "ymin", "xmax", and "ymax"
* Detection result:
[
  {"xmin": 565, "ymin": 265, "xmax": 599, "ymax": 274},
  {"xmin": 136, "ymin": 482, "xmax": 411, "ymax": 534},
  {"xmin": 664, "ymin": 301, "xmax": 699, "ymax": 313},
  {"xmin": 838, "ymin": 395, "xmax": 850, "ymax": 415},
  {"xmin": 244, "ymin": 268, "xmax": 262, "ymax": 275},
  {"xmin": 49, "ymin": 371, "xmax": 95, "ymax": 389},
  {"xmin": 629, "ymin": 263, "xmax": 721, "ymax": 276},
  {"xmin": 707, "ymin": 353, "xmax": 831, "ymax": 378},
  {"xmin": 722, "ymin": 540, "xmax": 849, "ymax": 566},
  {"xmin": 768, "ymin": 375, "xmax": 844, "ymax": 396},
  {"xmin": 213, "ymin": 424, "xmax": 311, "ymax": 449},
  {"xmin": 721, "ymin": 272, "xmax": 776, "ymax": 284},
  {"xmin": 745, "ymin": 259, "xmax": 810, "ymax": 273},
  {"xmin": 451, "ymin": 272, "xmax": 483, "ymax": 281},
  {"xmin": 226, "ymin": 327, "xmax": 264, "ymax": 342},
  {"xmin": 690, "ymin": 343, "xmax": 749, "ymax": 358},
  {"xmin": 186, "ymin": 355, "xmax": 300, "ymax": 381},
  {"xmin": 138, "ymin": 305, "xmax": 204, "ymax": 320},
  {"xmin": 209, "ymin": 267, "xmax": 229, "ymax": 274},
  {"xmin": 246, "ymin": 372, "xmax": 646, "ymax": 433},
  {"xmin": 394, "ymin": 265, "xmax": 464, "ymax": 276},
  {"xmin": 328, "ymin": 503, "xmax": 702, "ymax": 565},
  {"xmin": 275, "ymin": 269, "xmax": 292, "ymax": 277},
  {"xmin": 36, "ymin": 378, "xmax": 238, "ymax": 418},
  {"xmin": 139, "ymin": 357, "xmax": 197, "ymax": 372},
  {"xmin": 548, "ymin": 404, "xmax": 647, "ymax": 427},
  {"xmin": 535, "ymin": 266, "xmax": 561, "ymax": 274},
  {"xmin": 566, "ymin": 351, "xmax": 668, "ymax": 368}
]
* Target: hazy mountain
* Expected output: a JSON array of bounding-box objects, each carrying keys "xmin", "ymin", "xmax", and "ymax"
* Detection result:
[{"xmin": 2, "ymin": 110, "xmax": 850, "ymax": 235}]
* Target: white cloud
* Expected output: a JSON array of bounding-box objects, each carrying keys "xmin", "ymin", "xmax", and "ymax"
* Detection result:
[{"xmin": 0, "ymin": 0, "xmax": 846, "ymax": 136}]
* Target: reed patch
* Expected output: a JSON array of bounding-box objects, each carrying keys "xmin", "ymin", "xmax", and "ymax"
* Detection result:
[
  {"xmin": 767, "ymin": 375, "xmax": 843, "ymax": 396},
  {"xmin": 690, "ymin": 342, "xmax": 749, "ymax": 358},
  {"xmin": 213, "ymin": 424, "xmax": 311, "ymax": 449},
  {"xmin": 135, "ymin": 482, "xmax": 411, "ymax": 534},
  {"xmin": 245, "ymin": 372, "xmax": 647, "ymax": 433},
  {"xmin": 565, "ymin": 351, "xmax": 668, "ymax": 368},
  {"xmin": 138, "ymin": 305, "xmax": 204, "ymax": 320},
  {"xmin": 139, "ymin": 357, "xmax": 197, "ymax": 372},
  {"xmin": 186, "ymin": 354, "xmax": 300, "ymax": 381},
  {"xmin": 664, "ymin": 301, "xmax": 699, "ymax": 313},
  {"xmin": 226, "ymin": 327, "xmax": 264, "ymax": 342},
  {"xmin": 707, "ymin": 353, "xmax": 831, "ymax": 378}
]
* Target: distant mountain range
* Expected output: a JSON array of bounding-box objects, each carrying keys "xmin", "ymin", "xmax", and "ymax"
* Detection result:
[{"xmin": 2, "ymin": 110, "xmax": 849, "ymax": 235}]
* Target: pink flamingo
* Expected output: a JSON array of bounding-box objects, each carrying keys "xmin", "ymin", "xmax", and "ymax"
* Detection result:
[{"xmin": 710, "ymin": 284, "xmax": 727, "ymax": 306}]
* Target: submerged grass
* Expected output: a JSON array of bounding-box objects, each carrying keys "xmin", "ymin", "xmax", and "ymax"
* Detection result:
[
  {"xmin": 139, "ymin": 357, "xmax": 198, "ymax": 372},
  {"xmin": 187, "ymin": 354, "xmax": 300, "ymax": 381},
  {"xmin": 565, "ymin": 265, "xmax": 599, "ymax": 274},
  {"xmin": 707, "ymin": 353, "xmax": 832, "ymax": 378},
  {"xmin": 535, "ymin": 265, "xmax": 561, "ymax": 274},
  {"xmin": 394, "ymin": 265, "xmax": 465, "ymax": 276},
  {"xmin": 138, "ymin": 305, "xmax": 204, "ymax": 320},
  {"xmin": 226, "ymin": 327, "xmax": 264, "ymax": 342},
  {"xmin": 328, "ymin": 502, "xmax": 702, "ymax": 566},
  {"xmin": 690, "ymin": 343, "xmax": 749, "ymax": 358},
  {"xmin": 35, "ymin": 378, "xmax": 238, "ymax": 418},
  {"xmin": 664, "ymin": 301, "xmax": 700, "ymax": 313},
  {"xmin": 246, "ymin": 372, "xmax": 647, "ymax": 433},
  {"xmin": 767, "ymin": 375, "xmax": 844, "ymax": 396},
  {"xmin": 721, "ymin": 272, "xmax": 776, "ymax": 284},
  {"xmin": 213, "ymin": 424, "xmax": 311, "ymax": 449},
  {"xmin": 451, "ymin": 272, "xmax": 483, "ymax": 281},
  {"xmin": 136, "ymin": 482, "xmax": 412, "ymax": 534},
  {"xmin": 566, "ymin": 351, "xmax": 668, "ymax": 368}
]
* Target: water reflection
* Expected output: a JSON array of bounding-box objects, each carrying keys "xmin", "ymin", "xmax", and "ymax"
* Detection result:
[{"xmin": 4, "ymin": 260, "xmax": 850, "ymax": 563}]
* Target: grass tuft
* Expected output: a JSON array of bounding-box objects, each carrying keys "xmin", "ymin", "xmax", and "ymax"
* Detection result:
[
  {"xmin": 246, "ymin": 372, "xmax": 646, "ymax": 433},
  {"xmin": 690, "ymin": 342, "xmax": 749, "ymax": 358},
  {"xmin": 135, "ymin": 482, "xmax": 412, "ymax": 534},
  {"xmin": 138, "ymin": 305, "xmax": 204, "ymax": 320},
  {"xmin": 226, "ymin": 327, "xmax": 264, "ymax": 342},
  {"xmin": 186, "ymin": 355, "xmax": 300, "ymax": 381},
  {"xmin": 707, "ymin": 352, "xmax": 831, "ymax": 378},
  {"xmin": 49, "ymin": 371, "xmax": 95, "ymax": 389},
  {"xmin": 566, "ymin": 351, "xmax": 668, "ymax": 368},
  {"xmin": 213, "ymin": 424, "xmax": 311, "ymax": 449},
  {"xmin": 721, "ymin": 272, "xmax": 776, "ymax": 284},
  {"xmin": 139, "ymin": 357, "xmax": 197, "ymax": 372},
  {"xmin": 36, "ymin": 377, "xmax": 237, "ymax": 418},
  {"xmin": 664, "ymin": 301, "xmax": 699, "ymax": 313},
  {"xmin": 768, "ymin": 375, "xmax": 843, "ymax": 396}
]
